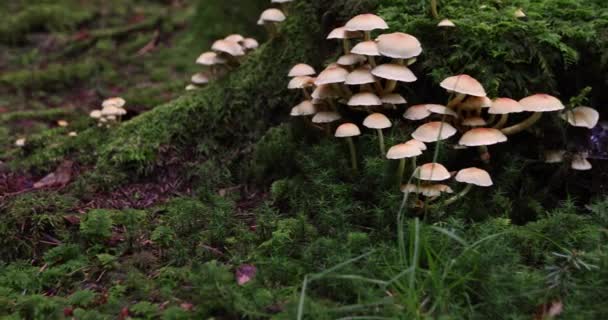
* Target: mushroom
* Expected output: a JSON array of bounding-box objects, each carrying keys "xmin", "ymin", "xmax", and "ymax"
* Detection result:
[
  {"xmin": 102, "ymin": 97, "xmax": 126, "ymax": 109},
  {"xmin": 271, "ymin": 0, "xmax": 294, "ymax": 15},
  {"xmin": 560, "ymin": 106, "xmax": 599, "ymax": 129},
  {"xmin": 371, "ymin": 63, "xmax": 417, "ymax": 94},
  {"xmin": 15, "ymin": 138, "xmax": 26, "ymax": 147},
  {"xmin": 258, "ymin": 8, "xmax": 286, "ymax": 36},
  {"xmin": 312, "ymin": 111, "xmax": 341, "ymax": 135},
  {"xmin": 57, "ymin": 120, "xmax": 69, "ymax": 127},
  {"xmin": 344, "ymin": 13, "xmax": 389, "ymax": 41},
  {"xmin": 458, "ymin": 128, "xmax": 507, "ymax": 162},
  {"xmin": 387, "ymin": 142, "xmax": 422, "ymax": 186},
  {"xmin": 191, "ymin": 73, "xmax": 210, "ymax": 86},
  {"xmin": 288, "ymin": 76, "xmax": 315, "ymax": 99},
  {"xmin": 437, "ymin": 19, "xmax": 456, "ymax": 27},
  {"xmin": 425, "ymin": 104, "xmax": 458, "ymax": 118},
  {"xmin": 544, "ymin": 150, "xmax": 566, "ymax": 163},
  {"xmin": 421, "ymin": 184, "xmax": 454, "ymax": 197},
  {"xmin": 376, "ymin": 32, "xmax": 422, "ymax": 63},
  {"xmin": 489, "ymin": 98, "xmax": 523, "ymax": 129},
  {"xmin": 288, "ymin": 63, "xmax": 316, "ymax": 77},
  {"xmin": 212, "ymin": 39, "xmax": 245, "ymax": 57},
  {"xmin": 327, "ymin": 26, "xmax": 363, "ymax": 54},
  {"xmin": 439, "ymin": 74, "xmax": 486, "ymax": 109},
  {"xmin": 347, "ymin": 92, "xmax": 382, "ymax": 112},
  {"xmin": 224, "ymin": 34, "xmax": 245, "ymax": 43},
  {"xmin": 381, "ymin": 93, "xmax": 407, "ymax": 106},
  {"xmin": 337, "ymin": 54, "xmax": 367, "ymax": 67},
  {"xmin": 196, "ymin": 51, "xmax": 227, "ymax": 66},
  {"xmin": 501, "ymin": 94, "xmax": 564, "ymax": 135},
  {"xmin": 345, "ymin": 67, "xmax": 376, "ymax": 88},
  {"xmin": 443, "ymin": 167, "xmax": 493, "ymax": 205},
  {"xmin": 404, "ymin": 105, "xmax": 432, "ymax": 121},
  {"xmin": 363, "ymin": 113, "xmax": 392, "ymax": 155},
  {"xmin": 241, "ymin": 38, "xmax": 259, "ymax": 51},
  {"xmin": 68, "ymin": 131, "xmax": 78, "ymax": 137},
  {"xmin": 89, "ymin": 110, "xmax": 102, "ymax": 119},
  {"xmin": 315, "ymin": 65, "xmax": 351, "ymax": 98},
  {"xmin": 290, "ymin": 100, "xmax": 316, "ymax": 117},
  {"xmin": 351, "ymin": 40, "xmax": 381, "ymax": 68},
  {"xmin": 185, "ymin": 84, "xmax": 200, "ymax": 91},
  {"xmin": 411, "ymin": 121, "xmax": 457, "ymax": 143},
  {"xmin": 571, "ymin": 153, "xmax": 592, "ymax": 171},
  {"xmin": 415, "ymin": 163, "xmax": 451, "ymax": 181},
  {"xmin": 514, "ymin": 8, "xmax": 526, "ymax": 18},
  {"xmin": 335, "ymin": 123, "xmax": 362, "ymax": 173}
]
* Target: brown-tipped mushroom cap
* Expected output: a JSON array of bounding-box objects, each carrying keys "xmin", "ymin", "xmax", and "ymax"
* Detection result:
[
  {"xmin": 415, "ymin": 163, "xmax": 451, "ymax": 181},
  {"xmin": 345, "ymin": 67, "xmax": 375, "ymax": 85},
  {"xmin": 337, "ymin": 54, "xmax": 367, "ymax": 66},
  {"xmin": 381, "ymin": 93, "xmax": 407, "ymax": 104},
  {"xmin": 376, "ymin": 32, "xmax": 422, "ymax": 59},
  {"xmin": 351, "ymin": 41, "xmax": 380, "ymax": 56},
  {"xmin": 102, "ymin": 97, "xmax": 126, "ymax": 109},
  {"xmin": 371, "ymin": 64, "xmax": 417, "ymax": 82},
  {"xmin": 560, "ymin": 106, "xmax": 599, "ymax": 129},
  {"xmin": 404, "ymin": 105, "xmax": 432, "ymax": 120},
  {"xmin": 437, "ymin": 19, "xmax": 456, "ymax": 27},
  {"xmin": 489, "ymin": 98, "xmax": 523, "ymax": 114},
  {"xmin": 405, "ymin": 139, "xmax": 427, "ymax": 151},
  {"xmin": 287, "ymin": 76, "xmax": 315, "ymax": 89},
  {"xmin": 363, "ymin": 113, "xmax": 392, "ymax": 129},
  {"xmin": 544, "ymin": 150, "xmax": 566, "ymax": 163},
  {"xmin": 224, "ymin": 34, "xmax": 244, "ymax": 43},
  {"xmin": 191, "ymin": 73, "xmax": 210, "ymax": 85},
  {"xmin": 425, "ymin": 104, "xmax": 457, "ymax": 117},
  {"xmin": 260, "ymin": 8, "xmax": 286, "ymax": 23},
  {"xmin": 571, "ymin": 153, "xmax": 592, "ymax": 171},
  {"xmin": 196, "ymin": 52, "xmax": 226, "ymax": 65},
  {"xmin": 458, "ymin": 128, "xmax": 507, "ymax": 146},
  {"xmin": 335, "ymin": 123, "xmax": 361, "ymax": 137},
  {"xmin": 440, "ymin": 74, "xmax": 486, "ymax": 97},
  {"xmin": 412, "ymin": 121, "xmax": 457, "ymax": 142},
  {"xmin": 212, "ymin": 39, "xmax": 245, "ymax": 56},
  {"xmin": 348, "ymin": 92, "xmax": 382, "ymax": 106},
  {"xmin": 288, "ymin": 64, "xmax": 316, "ymax": 77},
  {"xmin": 312, "ymin": 111, "xmax": 341, "ymax": 124},
  {"xmin": 386, "ymin": 143, "xmax": 422, "ymax": 159},
  {"xmin": 455, "ymin": 167, "xmax": 493, "ymax": 187},
  {"xmin": 519, "ymin": 94, "xmax": 565, "ymax": 112},
  {"xmin": 311, "ymin": 84, "xmax": 340, "ymax": 100},
  {"xmin": 327, "ymin": 26, "xmax": 363, "ymax": 39},
  {"xmin": 314, "ymin": 66, "xmax": 349, "ymax": 85},
  {"xmin": 241, "ymin": 38, "xmax": 259, "ymax": 50},
  {"xmin": 344, "ymin": 13, "xmax": 389, "ymax": 32},
  {"xmin": 461, "ymin": 117, "xmax": 488, "ymax": 127}
]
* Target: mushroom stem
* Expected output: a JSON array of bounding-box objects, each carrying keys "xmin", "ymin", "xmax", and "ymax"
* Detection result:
[
  {"xmin": 342, "ymin": 39, "xmax": 351, "ymax": 54},
  {"xmin": 487, "ymin": 114, "xmax": 496, "ymax": 125},
  {"xmin": 492, "ymin": 114, "xmax": 509, "ymax": 129},
  {"xmin": 376, "ymin": 129, "xmax": 386, "ymax": 155},
  {"xmin": 302, "ymin": 88, "xmax": 311, "ymax": 100},
  {"xmin": 441, "ymin": 184, "xmax": 473, "ymax": 206},
  {"xmin": 501, "ymin": 112, "xmax": 542, "ymax": 135},
  {"xmin": 430, "ymin": 0, "xmax": 439, "ymax": 19},
  {"xmin": 264, "ymin": 23, "xmax": 277, "ymax": 37},
  {"xmin": 478, "ymin": 145, "xmax": 490, "ymax": 163},
  {"xmin": 346, "ymin": 137, "xmax": 358, "ymax": 173},
  {"xmin": 368, "ymin": 55, "xmax": 377, "ymax": 68},
  {"xmin": 364, "ymin": 31, "xmax": 372, "ymax": 41},
  {"xmin": 373, "ymin": 78, "xmax": 384, "ymax": 94},
  {"xmin": 411, "ymin": 156, "xmax": 417, "ymax": 172},
  {"xmin": 447, "ymin": 93, "xmax": 466, "ymax": 109},
  {"xmin": 396, "ymin": 158, "xmax": 406, "ymax": 186},
  {"xmin": 383, "ymin": 80, "xmax": 398, "ymax": 94},
  {"xmin": 325, "ymin": 123, "xmax": 331, "ymax": 136}
]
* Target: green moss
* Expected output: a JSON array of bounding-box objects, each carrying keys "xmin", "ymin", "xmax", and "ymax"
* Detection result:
[{"xmin": 0, "ymin": 60, "xmax": 102, "ymax": 91}]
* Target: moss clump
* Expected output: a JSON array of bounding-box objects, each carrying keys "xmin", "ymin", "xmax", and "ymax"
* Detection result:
[{"xmin": 0, "ymin": 60, "xmax": 102, "ymax": 91}]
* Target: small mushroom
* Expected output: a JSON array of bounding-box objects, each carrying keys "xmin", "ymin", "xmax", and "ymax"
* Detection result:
[
  {"xmin": 443, "ymin": 167, "xmax": 493, "ymax": 205},
  {"xmin": 404, "ymin": 105, "xmax": 432, "ymax": 121},
  {"xmin": 439, "ymin": 74, "xmax": 487, "ymax": 108},
  {"xmin": 501, "ymin": 94, "xmax": 564, "ymax": 135},
  {"xmin": 312, "ymin": 111, "xmax": 341, "ymax": 135},
  {"xmin": 488, "ymin": 98, "xmax": 523, "ymax": 129},
  {"xmin": 387, "ymin": 142, "xmax": 422, "ymax": 186},
  {"xmin": 327, "ymin": 26, "xmax": 362, "ymax": 54},
  {"xmin": 415, "ymin": 163, "xmax": 451, "ymax": 181},
  {"xmin": 335, "ymin": 123, "xmax": 362, "ymax": 173},
  {"xmin": 571, "ymin": 153, "xmax": 592, "ymax": 171},
  {"xmin": 344, "ymin": 13, "xmax": 389, "ymax": 40},
  {"xmin": 347, "ymin": 92, "xmax": 382, "ymax": 112},
  {"xmin": 288, "ymin": 63, "xmax": 316, "ymax": 77},
  {"xmin": 376, "ymin": 32, "xmax": 422, "ymax": 63},
  {"xmin": 411, "ymin": 121, "xmax": 457, "ymax": 143},
  {"xmin": 68, "ymin": 131, "xmax": 78, "ymax": 137},
  {"xmin": 191, "ymin": 73, "xmax": 210, "ymax": 85},
  {"xmin": 560, "ymin": 106, "xmax": 599, "ymax": 129},
  {"xmin": 259, "ymin": 8, "xmax": 286, "ymax": 36},
  {"xmin": 15, "ymin": 138, "xmax": 26, "ymax": 147},
  {"xmin": 459, "ymin": 128, "xmax": 507, "ymax": 162},
  {"xmin": 363, "ymin": 113, "xmax": 392, "ymax": 155},
  {"xmin": 514, "ymin": 8, "xmax": 526, "ymax": 18},
  {"xmin": 437, "ymin": 19, "xmax": 456, "ymax": 27},
  {"xmin": 351, "ymin": 40, "xmax": 381, "ymax": 68},
  {"xmin": 102, "ymin": 97, "xmax": 126, "ymax": 109},
  {"xmin": 371, "ymin": 63, "xmax": 417, "ymax": 94}
]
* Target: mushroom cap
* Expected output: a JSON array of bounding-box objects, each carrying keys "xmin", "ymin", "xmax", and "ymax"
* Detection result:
[
  {"xmin": 291, "ymin": 100, "xmax": 316, "ymax": 116},
  {"xmin": 363, "ymin": 113, "xmax": 392, "ymax": 129},
  {"xmin": 196, "ymin": 51, "xmax": 226, "ymax": 65},
  {"xmin": 57, "ymin": 120, "xmax": 69, "ymax": 127},
  {"xmin": 458, "ymin": 128, "xmax": 507, "ymax": 146},
  {"xmin": 459, "ymin": 96, "xmax": 492, "ymax": 110},
  {"xmin": 68, "ymin": 131, "xmax": 78, "ymax": 137},
  {"xmin": 260, "ymin": 8, "xmax": 286, "ymax": 22},
  {"xmin": 241, "ymin": 38, "xmax": 259, "ymax": 50},
  {"xmin": 401, "ymin": 183, "xmax": 423, "ymax": 194},
  {"xmin": 514, "ymin": 8, "xmax": 526, "ymax": 18},
  {"xmin": 335, "ymin": 123, "xmax": 361, "ymax": 137},
  {"xmin": 314, "ymin": 66, "xmax": 349, "ymax": 85},
  {"xmin": 421, "ymin": 184, "xmax": 454, "ymax": 197},
  {"xmin": 461, "ymin": 116, "xmax": 487, "ymax": 127},
  {"xmin": 312, "ymin": 111, "xmax": 341, "ymax": 123},
  {"xmin": 102, "ymin": 97, "xmax": 126, "ymax": 109},
  {"xmin": 337, "ymin": 54, "xmax": 367, "ymax": 66},
  {"xmin": 345, "ymin": 67, "xmax": 375, "ymax": 85},
  {"xmin": 403, "ymin": 105, "xmax": 432, "ymax": 120},
  {"xmin": 101, "ymin": 105, "xmax": 126, "ymax": 116},
  {"xmin": 191, "ymin": 72, "xmax": 210, "ymax": 85},
  {"xmin": 376, "ymin": 32, "xmax": 422, "ymax": 59},
  {"xmin": 185, "ymin": 84, "xmax": 199, "ymax": 91},
  {"xmin": 406, "ymin": 139, "xmax": 427, "ymax": 151},
  {"xmin": 348, "ymin": 92, "xmax": 382, "ymax": 106},
  {"xmin": 519, "ymin": 94, "xmax": 565, "ymax": 112},
  {"xmin": 287, "ymin": 76, "xmax": 315, "ymax": 89},
  {"xmin": 288, "ymin": 63, "xmax": 316, "ymax": 77},
  {"xmin": 437, "ymin": 19, "xmax": 456, "ymax": 27},
  {"xmin": 371, "ymin": 64, "xmax": 417, "ymax": 82},
  {"xmin": 415, "ymin": 163, "xmax": 451, "ymax": 181},
  {"xmin": 412, "ymin": 121, "xmax": 457, "ymax": 142},
  {"xmin": 560, "ymin": 106, "xmax": 599, "ymax": 129},
  {"xmin": 489, "ymin": 97, "xmax": 523, "ymax": 114},
  {"xmin": 344, "ymin": 13, "xmax": 389, "ymax": 32},
  {"xmin": 571, "ymin": 154, "xmax": 592, "ymax": 171},
  {"xmin": 455, "ymin": 167, "xmax": 493, "ymax": 186},
  {"xmin": 351, "ymin": 41, "xmax": 380, "ymax": 56},
  {"xmin": 327, "ymin": 26, "xmax": 362, "ymax": 39},
  {"xmin": 425, "ymin": 104, "xmax": 457, "ymax": 117},
  {"xmin": 15, "ymin": 138, "xmax": 26, "ymax": 147},
  {"xmin": 212, "ymin": 39, "xmax": 245, "ymax": 56},
  {"xmin": 90, "ymin": 110, "xmax": 102, "ymax": 119},
  {"xmin": 544, "ymin": 150, "xmax": 566, "ymax": 163},
  {"xmin": 381, "ymin": 93, "xmax": 407, "ymax": 104},
  {"xmin": 386, "ymin": 143, "xmax": 422, "ymax": 159},
  {"xmin": 224, "ymin": 34, "xmax": 244, "ymax": 43},
  {"xmin": 311, "ymin": 84, "xmax": 340, "ymax": 99},
  {"xmin": 440, "ymin": 74, "xmax": 486, "ymax": 97}
]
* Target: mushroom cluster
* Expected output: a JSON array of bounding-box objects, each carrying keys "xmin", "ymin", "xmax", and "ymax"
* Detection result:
[
  {"xmin": 286, "ymin": 13, "xmax": 601, "ymax": 207},
  {"xmin": 189, "ymin": 34, "xmax": 259, "ymax": 91},
  {"xmin": 89, "ymin": 97, "xmax": 127, "ymax": 127}
]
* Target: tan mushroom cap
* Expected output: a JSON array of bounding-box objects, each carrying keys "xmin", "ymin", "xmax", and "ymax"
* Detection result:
[
  {"xmin": 260, "ymin": 8, "xmax": 286, "ymax": 23},
  {"xmin": 351, "ymin": 41, "xmax": 380, "ymax": 56},
  {"xmin": 544, "ymin": 150, "xmax": 566, "ymax": 163},
  {"xmin": 514, "ymin": 8, "xmax": 526, "ymax": 18},
  {"xmin": 371, "ymin": 64, "xmax": 417, "ymax": 82},
  {"xmin": 415, "ymin": 163, "xmax": 451, "ymax": 181},
  {"xmin": 291, "ymin": 100, "xmax": 316, "ymax": 116},
  {"xmin": 461, "ymin": 117, "xmax": 487, "ymax": 127},
  {"xmin": 489, "ymin": 98, "xmax": 523, "ymax": 114},
  {"xmin": 327, "ymin": 26, "xmax": 362, "ymax": 39},
  {"xmin": 287, "ymin": 76, "xmax": 315, "ymax": 89},
  {"xmin": 335, "ymin": 123, "xmax": 361, "ymax": 137},
  {"xmin": 337, "ymin": 54, "xmax": 367, "ymax": 66},
  {"xmin": 101, "ymin": 106, "xmax": 126, "ymax": 116},
  {"xmin": 344, "ymin": 13, "xmax": 389, "ymax": 32},
  {"xmin": 185, "ymin": 84, "xmax": 199, "ymax": 91},
  {"xmin": 212, "ymin": 39, "xmax": 245, "ymax": 56},
  {"xmin": 363, "ymin": 113, "xmax": 392, "ymax": 129},
  {"xmin": 196, "ymin": 51, "xmax": 226, "ymax": 65},
  {"xmin": 437, "ymin": 19, "xmax": 456, "ymax": 27},
  {"xmin": 455, "ymin": 167, "xmax": 493, "ymax": 187},
  {"xmin": 458, "ymin": 128, "xmax": 507, "ymax": 146},
  {"xmin": 311, "ymin": 84, "xmax": 340, "ymax": 99},
  {"xmin": 401, "ymin": 183, "xmax": 424, "ymax": 194},
  {"xmin": 405, "ymin": 139, "xmax": 427, "ymax": 151},
  {"xmin": 440, "ymin": 74, "xmax": 487, "ymax": 97},
  {"xmin": 345, "ymin": 67, "xmax": 375, "ymax": 85},
  {"xmin": 90, "ymin": 110, "xmax": 102, "ymax": 119},
  {"xmin": 102, "ymin": 97, "xmax": 126, "ymax": 109},
  {"xmin": 571, "ymin": 153, "xmax": 592, "ymax": 171},
  {"xmin": 404, "ymin": 105, "xmax": 432, "ymax": 120},
  {"xmin": 224, "ymin": 34, "xmax": 244, "ymax": 43},
  {"xmin": 386, "ymin": 143, "xmax": 422, "ymax": 159},
  {"xmin": 288, "ymin": 63, "xmax": 316, "ymax": 77},
  {"xmin": 381, "ymin": 93, "xmax": 407, "ymax": 104},
  {"xmin": 560, "ymin": 106, "xmax": 599, "ymax": 129},
  {"xmin": 376, "ymin": 32, "xmax": 422, "ymax": 59},
  {"xmin": 412, "ymin": 121, "xmax": 457, "ymax": 142},
  {"xmin": 312, "ymin": 111, "xmax": 341, "ymax": 124},
  {"xmin": 348, "ymin": 92, "xmax": 382, "ymax": 106},
  {"xmin": 241, "ymin": 38, "xmax": 259, "ymax": 50},
  {"xmin": 519, "ymin": 94, "xmax": 565, "ymax": 112},
  {"xmin": 425, "ymin": 104, "xmax": 457, "ymax": 117},
  {"xmin": 421, "ymin": 184, "xmax": 454, "ymax": 197},
  {"xmin": 191, "ymin": 72, "xmax": 210, "ymax": 85},
  {"xmin": 314, "ymin": 66, "xmax": 349, "ymax": 85}
]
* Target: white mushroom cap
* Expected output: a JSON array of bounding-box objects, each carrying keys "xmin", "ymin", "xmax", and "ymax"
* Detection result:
[
  {"xmin": 519, "ymin": 94, "xmax": 565, "ymax": 112},
  {"xmin": 386, "ymin": 143, "xmax": 422, "ymax": 159},
  {"xmin": 544, "ymin": 150, "xmax": 566, "ymax": 163},
  {"xmin": 412, "ymin": 121, "xmax": 457, "ymax": 142},
  {"xmin": 404, "ymin": 105, "xmax": 432, "ymax": 120},
  {"xmin": 425, "ymin": 104, "xmax": 457, "ymax": 117},
  {"xmin": 421, "ymin": 184, "xmax": 454, "ymax": 197},
  {"xmin": 381, "ymin": 93, "xmax": 407, "ymax": 104},
  {"xmin": 415, "ymin": 163, "xmax": 451, "ymax": 181},
  {"xmin": 241, "ymin": 38, "xmax": 259, "ymax": 50},
  {"xmin": 15, "ymin": 138, "xmax": 26, "ymax": 147},
  {"xmin": 405, "ymin": 139, "xmax": 427, "ymax": 151},
  {"xmin": 344, "ymin": 13, "xmax": 389, "ymax": 32},
  {"xmin": 371, "ymin": 64, "xmax": 417, "ymax": 82},
  {"xmin": 312, "ymin": 111, "xmax": 341, "ymax": 123},
  {"xmin": 440, "ymin": 74, "xmax": 486, "ymax": 97},
  {"xmin": 571, "ymin": 153, "xmax": 592, "ymax": 170},
  {"xmin": 289, "ymin": 63, "xmax": 316, "ymax": 77},
  {"xmin": 560, "ymin": 106, "xmax": 599, "ymax": 129},
  {"xmin": 347, "ymin": 92, "xmax": 382, "ymax": 106},
  {"xmin": 455, "ymin": 167, "xmax": 493, "ymax": 186},
  {"xmin": 489, "ymin": 98, "xmax": 524, "ymax": 114},
  {"xmin": 337, "ymin": 54, "xmax": 366, "ymax": 66},
  {"xmin": 291, "ymin": 100, "xmax": 316, "ymax": 116},
  {"xmin": 57, "ymin": 120, "xmax": 69, "ymax": 127},
  {"xmin": 335, "ymin": 123, "xmax": 361, "ymax": 137},
  {"xmin": 101, "ymin": 106, "xmax": 127, "ymax": 116},
  {"xmin": 345, "ymin": 67, "xmax": 375, "ymax": 85},
  {"xmin": 90, "ymin": 110, "xmax": 102, "ymax": 119},
  {"xmin": 102, "ymin": 97, "xmax": 126, "ymax": 109},
  {"xmin": 461, "ymin": 117, "xmax": 488, "ymax": 127},
  {"xmin": 458, "ymin": 128, "xmax": 507, "ymax": 146},
  {"xmin": 191, "ymin": 72, "xmax": 210, "ymax": 85},
  {"xmin": 376, "ymin": 32, "xmax": 422, "ymax": 59},
  {"xmin": 363, "ymin": 113, "xmax": 392, "ymax": 129},
  {"xmin": 311, "ymin": 84, "xmax": 340, "ymax": 99},
  {"xmin": 224, "ymin": 34, "xmax": 244, "ymax": 43},
  {"xmin": 212, "ymin": 39, "xmax": 245, "ymax": 56},
  {"xmin": 260, "ymin": 8, "xmax": 286, "ymax": 23},
  {"xmin": 288, "ymin": 76, "xmax": 315, "ymax": 89},
  {"xmin": 314, "ymin": 66, "xmax": 349, "ymax": 85},
  {"xmin": 351, "ymin": 41, "xmax": 380, "ymax": 56},
  {"xmin": 68, "ymin": 131, "xmax": 78, "ymax": 137},
  {"xmin": 437, "ymin": 19, "xmax": 456, "ymax": 27},
  {"xmin": 327, "ymin": 26, "xmax": 362, "ymax": 39},
  {"xmin": 196, "ymin": 51, "xmax": 226, "ymax": 65}
]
